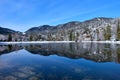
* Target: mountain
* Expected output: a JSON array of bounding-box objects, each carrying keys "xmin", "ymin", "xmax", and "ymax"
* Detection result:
[
  {"xmin": 26, "ymin": 17, "xmax": 116, "ymax": 41},
  {"xmin": 0, "ymin": 27, "xmax": 17, "ymax": 34},
  {"xmin": 0, "ymin": 27, "xmax": 24, "ymax": 41},
  {"xmin": 26, "ymin": 17, "xmax": 113, "ymax": 33},
  {"xmin": 26, "ymin": 25, "xmax": 54, "ymax": 34},
  {"xmin": 0, "ymin": 17, "xmax": 119, "ymax": 41}
]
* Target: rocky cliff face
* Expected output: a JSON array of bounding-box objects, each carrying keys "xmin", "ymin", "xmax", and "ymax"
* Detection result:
[{"xmin": 26, "ymin": 17, "xmax": 118, "ymax": 41}]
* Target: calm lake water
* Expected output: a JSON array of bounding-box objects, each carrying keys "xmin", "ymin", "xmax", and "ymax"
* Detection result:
[{"xmin": 0, "ymin": 42, "xmax": 120, "ymax": 80}]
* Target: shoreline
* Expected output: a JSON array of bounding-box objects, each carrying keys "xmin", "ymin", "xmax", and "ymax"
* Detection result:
[
  {"xmin": 0, "ymin": 41, "xmax": 120, "ymax": 44},
  {"xmin": 0, "ymin": 41, "xmax": 74, "ymax": 44}
]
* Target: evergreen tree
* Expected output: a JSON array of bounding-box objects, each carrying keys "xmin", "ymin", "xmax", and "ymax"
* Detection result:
[
  {"xmin": 69, "ymin": 30, "xmax": 75, "ymax": 41},
  {"xmin": 38, "ymin": 35, "xmax": 42, "ymax": 41},
  {"xmin": 30, "ymin": 35, "xmax": 33, "ymax": 41},
  {"xmin": 104, "ymin": 25, "xmax": 111, "ymax": 40},
  {"xmin": 69, "ymin": 31, "xmax": 73, "ymax": 41},
  {"xmin": 116, "ymin": 18, "xmax": 120, "ymax": 40},
  {"xmin": 8, "ymin": 34, "xmax": 12, "ymax": 41}
]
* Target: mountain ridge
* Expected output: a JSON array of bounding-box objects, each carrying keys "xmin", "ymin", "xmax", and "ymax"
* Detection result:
[
  {"xmin": 0, "ymin": 17, "xmax": 120, "ymax": 41},
  {"xmin": 25, "ymin": 17, "xmax": 114, "ymax": 41},
  {"xmin": 0, "ymin": 17, "xmax": 114, "ymax": 34},
  {"xmin": 0, "ymin": 27, "xmax": 18, "ymax": 34},
  {"xmin": 26, "ymin": 17, "xmax": 113, "ymax": 32}
]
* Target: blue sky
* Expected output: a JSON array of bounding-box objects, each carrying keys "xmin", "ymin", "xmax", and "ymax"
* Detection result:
[{"xmin": 0, "ymin": 0, "xmax": 120, "ymax": 32}]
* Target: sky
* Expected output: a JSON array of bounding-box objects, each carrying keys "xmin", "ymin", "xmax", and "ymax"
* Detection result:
[{"xmin": 0, "ymin": 0, "xmax": 120, "ymax": 32}]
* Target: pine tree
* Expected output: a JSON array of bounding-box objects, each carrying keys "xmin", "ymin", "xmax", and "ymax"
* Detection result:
[
  {"xmin": 69, "ymin": 30, "xmax": 75, "ymax": 41},
  {"xmin": 104, "ymin": 25, "xmax": 111, "ymax": 40},
  {"xmin": 69, "ymin": 31, "xmax": 73, "ymax": 41},
  {"xmin": 116, "ymin": 18, "xmax": 120, "ymax": 40},
  {"xmin": 8, "ymin": 34, "xmax": 12, "ymax": 41},
  {"xmin": 30, "ymin": 35, "xmax": 33, "ymax": 41}
]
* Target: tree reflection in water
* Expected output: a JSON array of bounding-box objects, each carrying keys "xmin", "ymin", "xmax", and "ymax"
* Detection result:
[
  {"xmin": 0, "ymin": 43, "xmax": 120, "ymax": 63},
  {"xmin": 0, "ymin": 43, "xmax": 120, "ymax": 80}
]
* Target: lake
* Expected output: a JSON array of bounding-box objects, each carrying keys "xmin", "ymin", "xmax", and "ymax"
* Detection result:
[{"xmin": 0, "ymin": 42, "xmax": 120, "ymax": 80}]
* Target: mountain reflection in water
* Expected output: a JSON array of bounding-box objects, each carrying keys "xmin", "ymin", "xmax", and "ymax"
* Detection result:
[
  {"xmin": 0, "ymin": 43, "xmax": 120, "ymax": 80},
  {"xmin": 0, "ymin": 43, "xmax": 120, "ymax": 63}
]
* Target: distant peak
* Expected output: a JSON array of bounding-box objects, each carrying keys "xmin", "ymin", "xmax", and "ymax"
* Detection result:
[{"xmin": 93, "ymin": 17, "xmax": 113, "ymax": 20}]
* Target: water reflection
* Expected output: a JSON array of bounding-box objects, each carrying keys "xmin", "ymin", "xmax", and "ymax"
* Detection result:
[
  {"xmin": 0, "ymin": 43, "xmax": 120, "ymax": 80},
  {"xmin": 0, "ymin": 43, "xmax": 120, "ymax": 63}
]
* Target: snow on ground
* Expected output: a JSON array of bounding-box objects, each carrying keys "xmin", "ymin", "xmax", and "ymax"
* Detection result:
[
  {"xmin": 0, "ymin": 41, "xmax": 74, "ymax": 44},
  {"xmin": 0, "ymin": 41, "xmax": 120, "ymax": 45},
  {"xmin": 82, "ymin": 41, "xmax": 120, "ymax": 44}
]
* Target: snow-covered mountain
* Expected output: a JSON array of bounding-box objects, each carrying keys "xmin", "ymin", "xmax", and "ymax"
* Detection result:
[
  {"xmin": 0, "ymin": 27, "xmax": 25, "ymax": 41},
  {"xmin": 0, "ymin": 17, "xmax": 120, "ymax": 41},
  {"xmin": 26, "ymin": 17, "xmax": 119, "ymax": 41},
  {"xmin": 0, "ymin": 27, "xmax": 18, "ymax": 34}
]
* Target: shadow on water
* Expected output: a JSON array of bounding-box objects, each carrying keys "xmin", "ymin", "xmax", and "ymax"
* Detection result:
[{"xmin": 0, "ymin": 43, "xmax": 120, "ymax": 80}]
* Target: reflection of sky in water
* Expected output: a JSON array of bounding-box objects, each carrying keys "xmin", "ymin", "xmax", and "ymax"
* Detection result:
[{"xmin": 0, "ymin": 43, "xmax": 120, "ymax": 80}]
